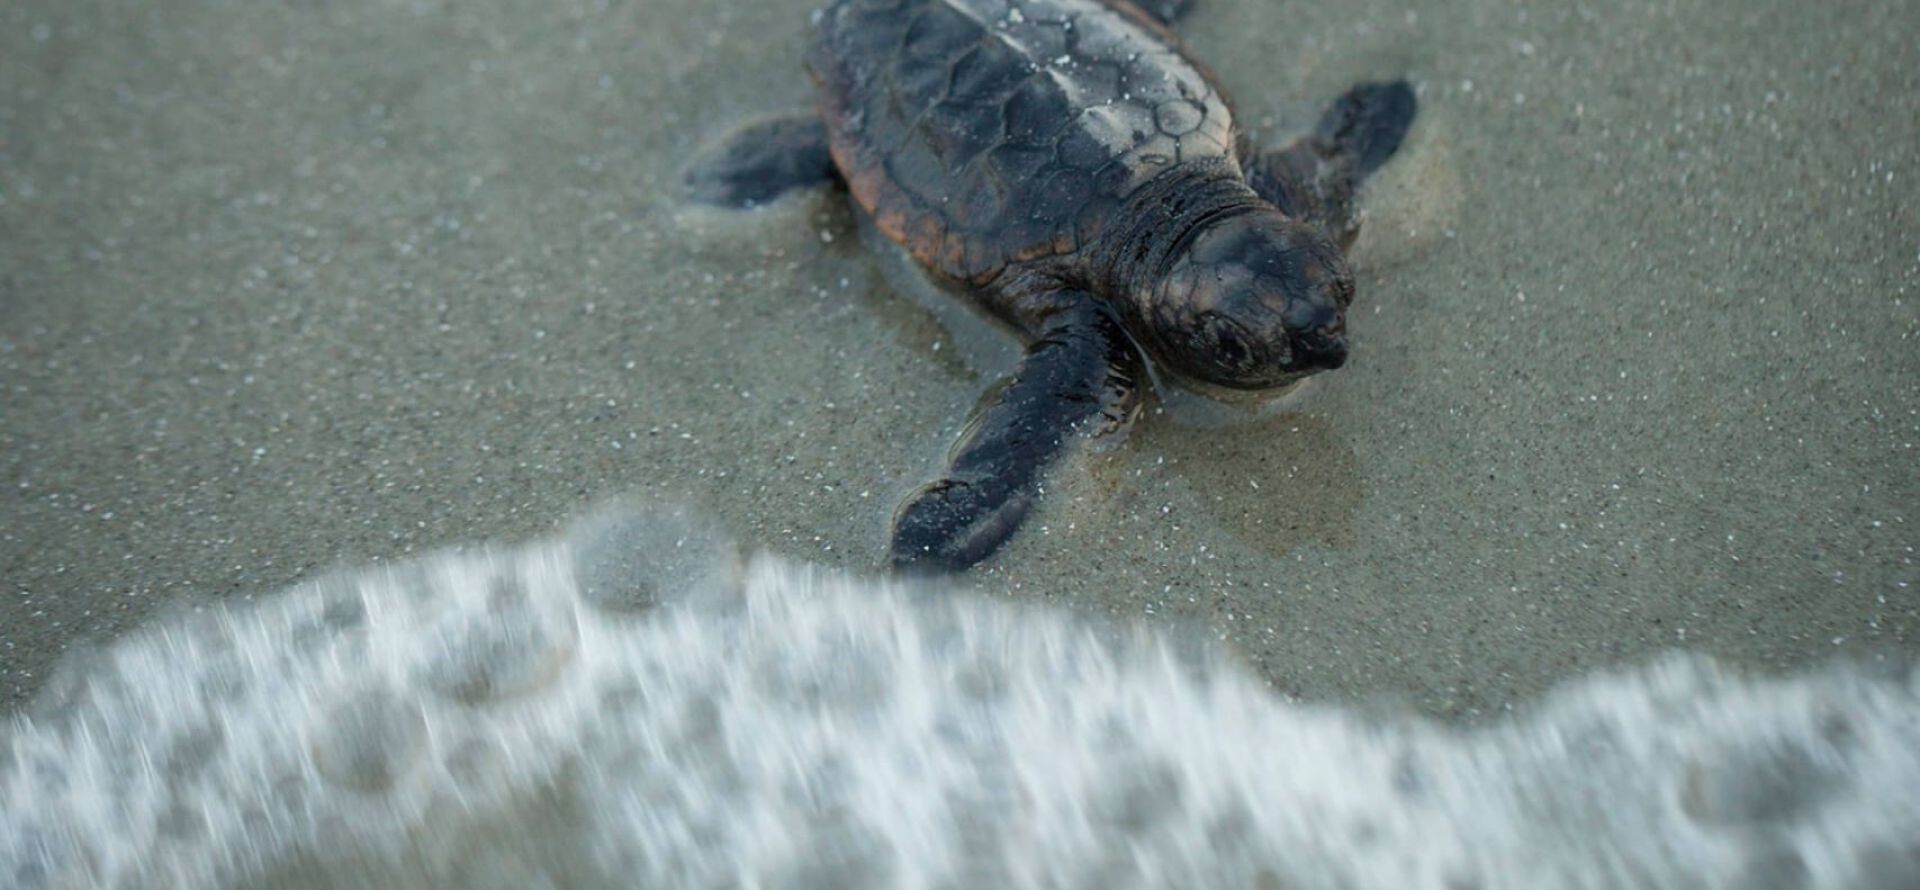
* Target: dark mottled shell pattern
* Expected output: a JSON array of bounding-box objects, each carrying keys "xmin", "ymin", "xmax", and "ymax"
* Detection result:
[{"xmin": 808, "ymin": 0, "xmax": 1242, "ymax": 286}]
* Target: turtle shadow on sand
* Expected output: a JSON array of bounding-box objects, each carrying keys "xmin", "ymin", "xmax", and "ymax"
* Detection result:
[{"xmin": 685, "ymin": 0, "xmax": 1417, "ymax": 572}]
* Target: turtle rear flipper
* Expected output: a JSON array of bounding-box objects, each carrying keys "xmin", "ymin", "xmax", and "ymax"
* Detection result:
[
  {"xmin": 1112, "ymin": 0, "xmax": 1196, "ymax": 27},
  {"xmin": 1250, "ymin": 80, "xmax": 1418, "ymax": 249},
  {"xmin": 891, "ymin": 300, "xmax": 1143, "ymax": 573},
  {"xmin": 685, "ymin": 114, "xmax": 837, "ymax": 209}
]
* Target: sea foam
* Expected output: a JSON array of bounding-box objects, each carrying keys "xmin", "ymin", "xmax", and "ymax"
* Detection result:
[{"xmin": 4, "ymin": 505, "xmax": 1917, "ymax": 889}]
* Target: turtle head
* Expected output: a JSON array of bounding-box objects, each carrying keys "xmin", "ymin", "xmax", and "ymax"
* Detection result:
[{"xmin": 1145, "ymin": 212, "xmax": 1354, "ymax": 390}]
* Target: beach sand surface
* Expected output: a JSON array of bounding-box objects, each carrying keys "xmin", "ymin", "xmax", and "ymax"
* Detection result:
[{"xmin": 2, "ymin": 0, "xmax": 1915, "ymax": 716}]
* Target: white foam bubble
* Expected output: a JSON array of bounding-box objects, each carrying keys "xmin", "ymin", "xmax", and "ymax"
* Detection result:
[{"xmin": 4, "ymin": 505, "xmax": 1917, "ymax": 889}]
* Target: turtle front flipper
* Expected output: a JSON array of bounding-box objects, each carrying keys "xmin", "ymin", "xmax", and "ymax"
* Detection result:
[
  {"xmin": 684, "ymin": 114, "xmax": 837, "ymax": 209},
  {"xmin": 891, "ymin": 300, "xmax": 1143, "ymax": 573},
  {"xmin": 1249, "ymin": 80, "xmax": 1418, "ymax": 250}
]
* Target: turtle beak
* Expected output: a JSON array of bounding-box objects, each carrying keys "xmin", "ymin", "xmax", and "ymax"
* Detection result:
[
  {"xmin": 1282, "ymin": 304, "xmax": 1347, "ymax": 372},
  {"xmin": 1290, "ymin": 326, "xmax": 1347, "ymax": 370}
]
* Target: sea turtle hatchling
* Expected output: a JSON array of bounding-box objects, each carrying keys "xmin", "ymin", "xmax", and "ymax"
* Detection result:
[{"xmin": 687, "ymin": 0, "xmax": 1418, "ymax": 571}]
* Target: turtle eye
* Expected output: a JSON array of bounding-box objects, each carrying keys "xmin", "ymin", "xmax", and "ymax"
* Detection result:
[
  {"xmin": 1215, "ymin": 329, "xmax": 1247, "ymax": 366},
  {"xmin": 1205, "ymin": 316, "xmax": 1253, "ymax": 371}
]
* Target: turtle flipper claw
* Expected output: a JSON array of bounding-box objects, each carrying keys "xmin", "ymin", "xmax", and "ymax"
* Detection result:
[
  {"xmin": 685, "ymin": 114, "xmax": 837, "ymax": 209},
  {"xmin": 888, "ymin": 300, "xmax": 1142, "ymax": 573}
]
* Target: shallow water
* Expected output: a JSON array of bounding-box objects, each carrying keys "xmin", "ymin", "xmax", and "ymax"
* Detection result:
[
  {"xmin": 1, "ymin": 0, "xmax": 1917, "ymax": 877},
  {"xmin": 5, "ymin": 508, "xmax": 1917, "ymax": 888}
]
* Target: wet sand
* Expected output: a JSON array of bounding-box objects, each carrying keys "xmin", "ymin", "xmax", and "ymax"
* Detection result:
[{"xmin": 2, "ymin": 0, "xmax": 1916, "ymax": 716}]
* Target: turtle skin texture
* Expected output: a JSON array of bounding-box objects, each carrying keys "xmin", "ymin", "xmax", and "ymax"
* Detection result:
[{"xmin": 686, "ymin": 0, "xmax": 1418, "ymax": 572}]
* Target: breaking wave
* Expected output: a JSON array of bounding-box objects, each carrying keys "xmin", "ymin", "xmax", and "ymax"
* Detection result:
[{"xmin": 4, "ymin": 504, "xmax": 1917, "ymax": 889}]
